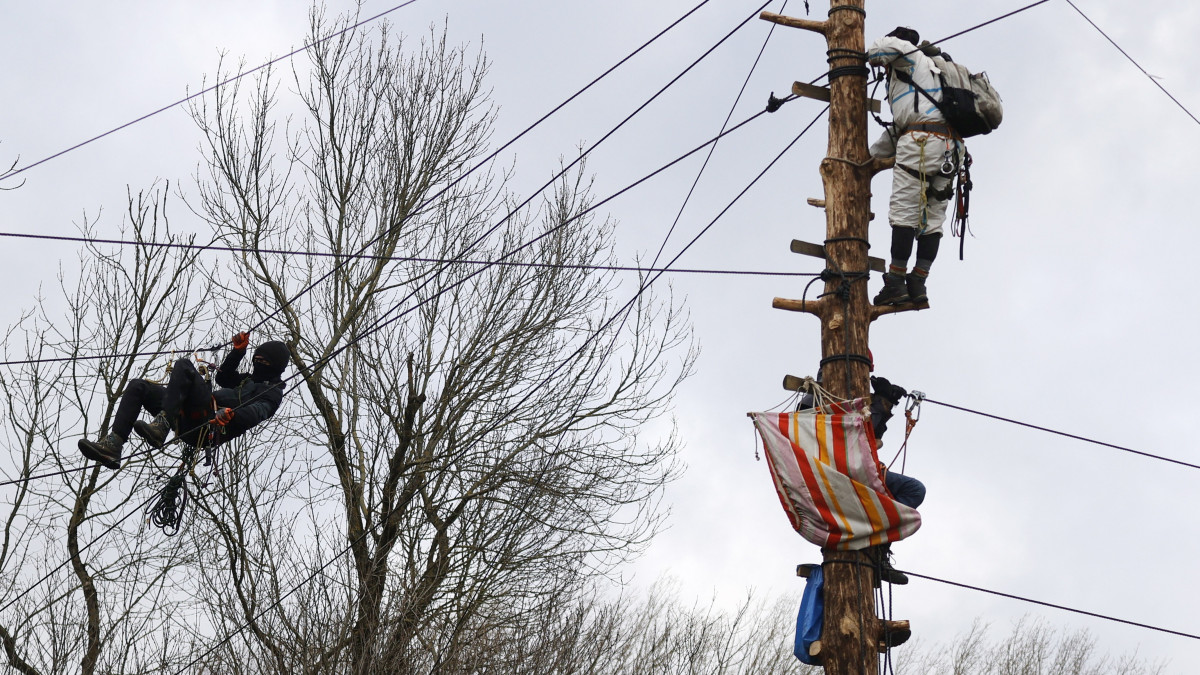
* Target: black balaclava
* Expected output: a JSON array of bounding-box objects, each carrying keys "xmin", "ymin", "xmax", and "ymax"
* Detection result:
[
  {"xmin": 886, "ymin": 26, "xmax": 920, "ymax": 46},
  {"xmin": 251, "ymin": 341, "xmax": 290, "ymax": 382}
]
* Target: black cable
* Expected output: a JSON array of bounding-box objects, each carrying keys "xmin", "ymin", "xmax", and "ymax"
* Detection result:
[
  {"xmin": 1064, "ymin": 0, "xmax": 1200, "ymax": 127},
  {"xmin": 905, "ymin": 570, "xmax": 1200, "ymax": 642},
  {"xmin": 924, "ymin": 0, "xmax": 1053, "ymax": 50},
  {"xmin": 925, "ymin": 398, "xmax": 1200, "ymax": 471},
  {"xmin": 0, "ymin": 231, "xmax": 817, "ymax": 279},
  {"xmin": 0, "ymin": 1, "xmax": 424, "ymax": 183}
]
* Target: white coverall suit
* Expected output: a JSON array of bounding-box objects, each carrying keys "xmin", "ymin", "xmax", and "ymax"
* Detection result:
[{"xmin": 868, "ymin": 36, "xmax": 964, "ymax": 236}]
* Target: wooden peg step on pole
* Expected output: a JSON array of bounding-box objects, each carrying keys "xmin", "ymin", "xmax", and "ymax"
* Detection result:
[
  {"xmin": 790, "ymin": 239, "xmax": 885, "ymax": 273},
  {"xmin": 792, "ymin": 82, "xmax": 882, "ymax": 114},
  {"xmin": 759, "ymin": 11, "xmax": 827, "ymax": 34},
  {"xmin": 806, "ymin": 198, "xmax": 874, "ymax": 220}
]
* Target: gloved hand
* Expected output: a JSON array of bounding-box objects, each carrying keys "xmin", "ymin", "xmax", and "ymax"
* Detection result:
[
  {"xmin": 918, "ymin": 40, "xmax": 941, "ymax": 57},
  {"xmin": 211, "ymin": 407, "xmax": 235, "ymax": 426},
  {"xmin": 231, "ymin": 331, "xmax": 250, "ymax": 350},
  {"xmin": 870, "ymin": 376, "xmax": 907, "ymax": 405}
]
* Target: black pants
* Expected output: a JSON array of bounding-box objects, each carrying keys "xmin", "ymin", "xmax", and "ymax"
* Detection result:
[{"xmin": 114, "ymin": 359, "xmax": 212, "ymax": 444}]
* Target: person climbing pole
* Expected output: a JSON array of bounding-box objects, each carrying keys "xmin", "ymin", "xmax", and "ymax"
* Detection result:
[
  {"xmin": 77, "ymin": 332, "xmax": 291, "ymax": 470},
  {"xmin": 867, "ymin": 26, "xmax": 965, "ymax": 306}
]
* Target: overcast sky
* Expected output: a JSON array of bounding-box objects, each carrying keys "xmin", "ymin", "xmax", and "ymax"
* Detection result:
[{"xmin": 3, "ymin": 0, "xmax": 1199, "ymax": 669}]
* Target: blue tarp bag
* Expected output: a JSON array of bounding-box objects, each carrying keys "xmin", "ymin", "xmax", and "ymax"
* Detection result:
[{"xmin": 793, "ymin": 566, "xmax": 824, "ymax": 665}]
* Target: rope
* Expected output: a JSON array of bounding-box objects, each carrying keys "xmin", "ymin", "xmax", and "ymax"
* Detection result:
[
  {"xmin": 828, "ymin": 65, "xmax": 870, "ymax": 81},
  {"xmin": 825, "ymin": 236, "xmax": 870, "ymax": 247},
  {"xmin": 828, "ymin": 4, "xmax": 866, "ymax": 16},
  {"xmin": 827, "ymin": 48, "xmax": 868, "ymax": 62},
  {"xmin": 820, "ymin": 353, "xmax": 873, "ymax": 369},
  {"xmin": 904, "ymin": 0, "xmax": 1054, "ymax": 57},
  {"xmin": 0, "ymin": 105, "xmax": 786, "ymax": 493},
  {"xmin": 144, "ymin": 428, "xmax": 219, "ymax": 536}
]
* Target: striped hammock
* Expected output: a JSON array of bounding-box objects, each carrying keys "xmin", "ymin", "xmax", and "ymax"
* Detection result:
[{"xmin": 751, "ymin": 399, "xmax": 921, "ymax": 550}]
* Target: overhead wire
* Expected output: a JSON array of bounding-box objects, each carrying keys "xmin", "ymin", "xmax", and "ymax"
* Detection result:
[
  {"xmin": 905, "ymin": 570, "xmax": 1200, "ymax": 642},
  {"xmin": 1063, "ymin": 0, "xmax": 1199, "ymax": 127},
  {"xmin": 923, "ymin": 0, "xmax": 1053, "ymax": 49},
  {"xmin": 0, "ymin": 230, "xmax": 816, "ymax": 278},
  {"xmin": 0, "ymin": 0, "xmax": 424, "ymax": 183},
  {"xmin": 924, "ymin": 397, "xmax": 1200, "ymax": 471}
]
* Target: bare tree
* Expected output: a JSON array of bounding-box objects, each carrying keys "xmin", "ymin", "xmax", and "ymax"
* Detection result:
[
  {"xmin": 894, "ymin": 616, "xmax": 1168, "ymax": 675},
  {"xmin": 0, "ymin": 186, "xmax": 214, "ymax": 674},
  {"xmin": 184, "ymin": 7, "xmax": 694, "ymax": 673}
]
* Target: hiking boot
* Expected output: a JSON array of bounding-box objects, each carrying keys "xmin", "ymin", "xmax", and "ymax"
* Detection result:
[
  {"xmin": 905, "ymin": 272, "xmax": 929, "ymax": 304},
  {"xmin": 871, "ymin": 545, "xmax": 909, "ymax": 586},
  {"xmin": 78, "ymin": 432, "xmax": 125, "ymax": 470},
  {"xmin": 134, "ymin": 412, "xmax": 171, "ymax": 449},
  {"xmin": 873, "ymin": 273, "xmax": 910, "ymax": 306}
]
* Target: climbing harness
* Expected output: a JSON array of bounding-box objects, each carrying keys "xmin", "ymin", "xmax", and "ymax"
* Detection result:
[{"xmin": 143, "ymin": 353, "xmax": 223, "ymax": 536}]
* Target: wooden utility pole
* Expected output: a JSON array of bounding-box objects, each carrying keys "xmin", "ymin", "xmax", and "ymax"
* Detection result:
[{"xmin": 763, "ymin": 2, "xmax": 919, "ymax": 673}]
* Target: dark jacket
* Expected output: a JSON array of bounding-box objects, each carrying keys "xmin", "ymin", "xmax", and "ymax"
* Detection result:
[{"xmin": 212, "ymin": 348, "xmax": 285, "ymax": 441}]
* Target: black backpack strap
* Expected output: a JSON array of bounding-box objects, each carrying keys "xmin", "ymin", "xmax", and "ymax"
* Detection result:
[{"xmin": 891, "ymin": 67, "xmax": 947, "ymax": 120}]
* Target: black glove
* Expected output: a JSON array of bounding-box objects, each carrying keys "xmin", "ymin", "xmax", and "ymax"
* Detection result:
[{"xmin": 871, "ymin": 376, "xmax": 907, "ymax": 405}]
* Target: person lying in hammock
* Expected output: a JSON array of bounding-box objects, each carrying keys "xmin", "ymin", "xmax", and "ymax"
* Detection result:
[
  {"xmin": 798, "ymin": 359, "xmax": 925, "ymax": 585},
  {"xmin": 78, "ymin": 332, "xmax": 290, "ymax": 470}
]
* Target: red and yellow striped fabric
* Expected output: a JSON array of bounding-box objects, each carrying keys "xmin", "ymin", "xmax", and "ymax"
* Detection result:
[{"xmin": 751, "ymin": 399, "xmax": 921, "ymax": 550}]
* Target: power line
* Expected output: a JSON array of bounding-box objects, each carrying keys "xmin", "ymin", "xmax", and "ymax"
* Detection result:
[
  {"xmin": 924, "ymin": 398, "xmax": 1200, "ymax": 471},
  {"xmin": 926, "ymin": 0, "xmax": 1053, "ymax": 48},
  {"xmin": 0, "ymin": 231, "xmax": 815, "ymax": 278},
  {"xmin": 0, "ymin": 1, "xmax": 424, "ymax": 183},
  {"xmin": 906, "ymin": 570, "xmax": 1200, "ymax": 642},
  {"xmin": 1063, "ymin": 0, "xmax": 1199, "ymax": 127}
]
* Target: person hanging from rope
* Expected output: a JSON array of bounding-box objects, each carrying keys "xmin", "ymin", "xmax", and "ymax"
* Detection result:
[
  {"xmin": 77, "ymin": 332, "xmax": 291, "ymax": 470},
  {"xmin": 797, "ymin": 354, "xmax": 925, "ymax": 584},
  {"xmin": 867, "ymin": 26, "xmax": 965, "ymax": 306}
]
